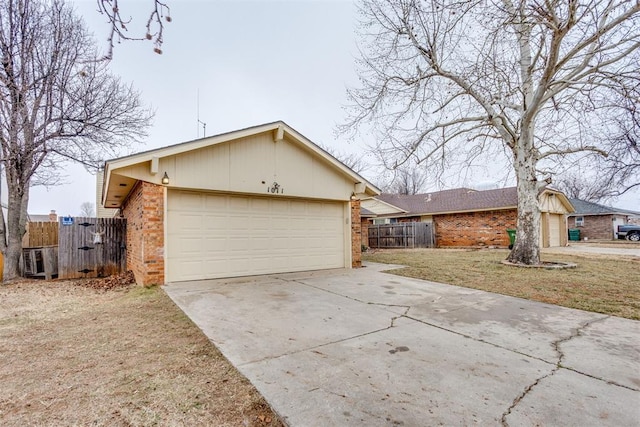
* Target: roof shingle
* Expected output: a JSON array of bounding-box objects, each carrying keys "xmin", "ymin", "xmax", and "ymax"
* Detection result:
[
  {"xmin": 569, "ymin": 198, "xmax": 640, "ymax": 216},
  {"xmin": 376, "ymin": 187, "xmax": 518, "ymax": 215}
]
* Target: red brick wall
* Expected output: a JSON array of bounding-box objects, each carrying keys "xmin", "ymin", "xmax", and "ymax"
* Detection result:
[
  {"xmin": 360, "ymin": 218, "xmax": 370, "ymax": 249},
  {"xmin": 434, "ymin": 209, "xmax": 517, "ymax": 247},
  {"xmin": 351, "ymin": 199, "xmax": 362, "ymax": 268},
  {"xmin": 121, "ymin": 181, "xmax": 165, "ymax": 285},
  {"xmin": 568, "ymin": 214, "xmax": 618, "ymax": 240}
]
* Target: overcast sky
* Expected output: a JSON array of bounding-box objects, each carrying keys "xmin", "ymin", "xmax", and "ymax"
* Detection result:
[{"xmin": 27, "ymin": 0, "xmax": 638, "ymax": 215}]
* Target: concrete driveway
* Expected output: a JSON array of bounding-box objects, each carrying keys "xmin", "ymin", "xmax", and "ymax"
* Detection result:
[
  {"xmin": 543, "ymin": 243, "xmax": 640, "ymax": 258},
  {"xmin": 164, "ymin": 263, "xmax": 640, "ymax": 426}
]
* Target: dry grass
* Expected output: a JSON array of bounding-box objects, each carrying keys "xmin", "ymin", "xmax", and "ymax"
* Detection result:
[
  {"xmin": 0, "ymin": 280, "xmax": 282, "ymax": 427},
  {"xmin": 363, "ymin": 248, "xmax": 640, "ymax": 320}
]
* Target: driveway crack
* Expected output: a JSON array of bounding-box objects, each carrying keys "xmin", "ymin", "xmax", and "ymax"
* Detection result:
[
  {"xmin": 285, "ymin": 278, "xmax": 412, "ymax": 320},
  {"xmin": 500, "ymin": 315, "xmax": 610, "ymax": 426},
  {"xmin": 553, "ymin": 315, "xmax": 609, "ymax": 366},
  {"xmin": 238, "ymin": 324, "xmax": 396, "ymax": 367},
  {"xmin": 236, "ymin": 279, "xmax": 412, "ymax": 367}
]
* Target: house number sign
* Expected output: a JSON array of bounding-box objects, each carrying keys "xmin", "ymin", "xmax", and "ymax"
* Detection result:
[{"xmin": 267, "ymin": 182, "xmax": 284, "ymax": 194}]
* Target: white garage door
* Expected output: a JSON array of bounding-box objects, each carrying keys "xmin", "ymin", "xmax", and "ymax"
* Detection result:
[{"xmin": 166, "ymin": 190, "xmax": 346, "ymax": 282}]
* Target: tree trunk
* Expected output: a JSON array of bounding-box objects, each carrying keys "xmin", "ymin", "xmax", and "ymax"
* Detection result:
[
  {"xmin": 507, "ymin": 129, "xmax": 541, "ymax": 265},
  {"xmin": 3, "ymin": 182, "xmax": 29, "ymax": 281}
]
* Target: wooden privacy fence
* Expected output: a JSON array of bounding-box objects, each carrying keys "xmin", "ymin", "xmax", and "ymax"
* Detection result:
[
  {"xmin": 58, "ymin": 217, "xmax": 127, "ymax": 279},
  {"xmin": 368, "ymin": 222, "xmax": 434, "ymax": 249},
  {"xmin": 22, "ymin": 222, "xmax": 59, "ymax": 280},
  {"xmin": 23, "ymin": 221, "xmax": 58, "ymax": 247}
]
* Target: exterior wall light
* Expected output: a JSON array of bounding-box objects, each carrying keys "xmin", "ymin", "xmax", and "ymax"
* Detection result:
[{"xmin": 161, "ymin": 172, "xmax": 170, "ymax": 185}]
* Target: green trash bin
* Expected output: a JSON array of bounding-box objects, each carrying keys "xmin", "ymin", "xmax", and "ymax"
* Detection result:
[
  {"xmin": 568, "ymin": 228, "xmax": 581, "ymax": 241},
  {"xmin": 506, "ymin": 229, "xmax": 516, "ymax": 249}
]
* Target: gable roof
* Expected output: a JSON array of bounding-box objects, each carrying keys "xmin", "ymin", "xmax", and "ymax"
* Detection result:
[
  {"xmin": 360, "ymin": 197, "xmax": 408, "ymax": 216},
  {"xmin": 102, "ymin": 121, "xmax": 380, "ymax": 207},
  {"xmin": 377, "ymin": 187, "xmax": 518, "ymax": 215},
  {"xmin": 360, "ymin": 207, "xmax": 376, "ymax": 217},
  {"xmin": 375, "ymin": 186, "xmax": 573, "ymax": 216},
  {"xmin": 569, "ymin": 198, "xmax": 640, "ymax": 216}
]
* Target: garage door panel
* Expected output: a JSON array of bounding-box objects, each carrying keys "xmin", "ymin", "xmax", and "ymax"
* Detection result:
[
  {"xmin": 177, "ymin": 194, "xmax": 203, "ymax": 209},
  {"xmin": 167, "ymin": 191, "xmax": 346, "ymax": 282},
  {"xmin": 174, "ymin": 214, "xmax": 202, "ymax": 229}
]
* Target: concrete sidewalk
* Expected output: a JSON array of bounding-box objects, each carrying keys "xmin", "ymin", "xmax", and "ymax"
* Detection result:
[{"xmin": 164, "ymin": 263, "xmax": 640, "ymax": 426}]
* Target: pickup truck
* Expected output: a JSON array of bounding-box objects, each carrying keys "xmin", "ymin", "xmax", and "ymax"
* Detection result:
[{"xmin": 617, "ymin": 225, "xmax": 640, "ymax": 241}]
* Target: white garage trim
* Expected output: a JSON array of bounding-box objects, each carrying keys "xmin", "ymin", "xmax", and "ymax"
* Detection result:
[{"xmin": 166, "ymin": 190, "xmax": 347, "ymax": 282}]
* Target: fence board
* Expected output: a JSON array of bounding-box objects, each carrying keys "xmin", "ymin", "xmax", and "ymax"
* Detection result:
[
  {"xmin": 23, "ymin": 222, "xmax": 58, "ymax": 247},
  {"xmin": 57, "ymin": 217, "xmax": 127, "ymax": 279},
  {"xmin": 22, "ymin": 246, "xmax": 58, "ymax": 279},
  {"xmin": 368, "ymin": 222, "xmax": 433, "ymax": 249}
]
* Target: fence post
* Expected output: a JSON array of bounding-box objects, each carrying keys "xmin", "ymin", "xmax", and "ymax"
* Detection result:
[{"xmin": 412, "ymin": 223, "xmax": 415, "ymax": 248}]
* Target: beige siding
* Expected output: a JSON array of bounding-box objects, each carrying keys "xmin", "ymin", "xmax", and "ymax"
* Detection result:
[
  {"xmin": 96, "ymin": 170, "xmax": 119, "ymax": 218},
  {"xmin": 540, "ymin": 192, "xmax": 571, "ymax": 214},
  {"xmin": 114, "ymin": 133, "xmax": 355, "ymax": 201},
  {"xmin": 166, "ymin": 190, "xmax": 347, "ymax": 282},
  {"xmin": 361, "ymin": 198, "xmax": 406, "ymax": 215}
]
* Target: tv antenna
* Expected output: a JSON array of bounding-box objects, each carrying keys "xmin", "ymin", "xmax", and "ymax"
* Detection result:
[{"xmin": 197, "ymin": 89, "xmax": 207, "ymax": 138}]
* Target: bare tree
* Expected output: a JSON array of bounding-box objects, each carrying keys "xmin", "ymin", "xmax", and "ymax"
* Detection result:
[
  {"xmin": 79, "ymin": 202, "xmax": 96, "ymax": 218},
  {"xmin": 321, "ymin": 145, "xmax": 370, "ymax": 175},
  {"xmin": 598, "ymin": 84, "xmax": 640, "ymax": 197},
  {"xmin": 557, "ymin": 84, "xmax": 640, "ymax": 203},
  {"xmin": 554, "ymin": 172, "xmax": 618, "ymax": 203},
  {"xmin": 344, "ymin": 0, "xmax": 640, "ymax": 265},
  {"xmin": 95, "ymin": 0, "xmax": 172, "ymax": 59},
  {"xmin": 0, "ymin": 0, "xmax": 152, "ymax": 280},
  {"xmin": 389, "ymin": 165, "xmax": 428, "ymax": 195}
]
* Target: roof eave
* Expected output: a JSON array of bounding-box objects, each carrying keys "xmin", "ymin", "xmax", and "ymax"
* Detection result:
[
  {"xmin": 377, "ymin": 205, "xmax": 519, "ymax": 217},
  {"xmin": 103, "ymin": 121, "xmax": 380, "ymax": 206}
]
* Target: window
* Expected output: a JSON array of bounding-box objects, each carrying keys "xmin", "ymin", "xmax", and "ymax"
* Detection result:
[
  {"xmin": 575, "ymin": 216, "xmax": 584, "ymax": 226},
  {"xmin": 372, "ymin": 218, "xmax": 398, "ymax": 225}
]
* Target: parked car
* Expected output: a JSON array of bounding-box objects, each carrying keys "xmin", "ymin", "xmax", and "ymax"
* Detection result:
[{"xmin": 617, "ymin": 225, "xmax": 640, "ymax": 241}]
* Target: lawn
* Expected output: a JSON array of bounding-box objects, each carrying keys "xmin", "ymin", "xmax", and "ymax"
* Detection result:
[
  {"xmin": 363, "ymin": 248, "xmax": 640, "ymax": 320},
  {"xmin": 0, "ymin": 279, "xmax": 282, "ymax": 427}
]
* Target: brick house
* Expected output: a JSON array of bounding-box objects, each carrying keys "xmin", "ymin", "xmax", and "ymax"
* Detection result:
[
  {"xmin": 100, "ymin": 121, "xmax": 379, "ymax": 286},
  {"xmin": 362, "ymin": 187, "xmax": 574, "ymax": 248},
  {"xmin": 27, "ymin": 210, "xmax": 58, "ymax": 222},
  {"xmin": 567, "ymin": 199, "xmax": 640, "ymax": 240}
]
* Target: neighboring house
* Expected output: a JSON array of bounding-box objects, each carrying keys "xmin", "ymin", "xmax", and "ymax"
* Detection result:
[
  {"xmin": 100, "ymin": 121, "xmax": 380, "ymax": 286},
  {"xmin": 567, "ymin": 199, "xmax": 640, "ymax": 240},
  {"xmin": 362, "ymin": 187, "xmax": 574, "ymax": 248},
  {"xmin": 359, "ymin": 197, "xmax": 407, "ymax": 247},
  {"xmin": 359, "ymin": 206, "xmax": 376, "ymax": 247},
  {"xmin": 27, "ymin": 210, "xmax": 58, "ymax": 222}
]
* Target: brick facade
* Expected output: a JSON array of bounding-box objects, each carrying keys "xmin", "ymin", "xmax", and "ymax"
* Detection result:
[
  {"xmin": 351, "ymin": 199, "xmax": 362, "ymax": 268},
  {"xmin": 568, "ymin": 214, "xmax": 622, "ymax": 240},
  {"xmin": 121, "ymin": 181, "xmax": 165, "ymax": 286},
  {"xmin": 434, "ymin": 209, "xmax": 517, "ymax": 247},
  {"xmin": 360, "ymin": 218, "xmax": 370, "ymax": 249}
]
